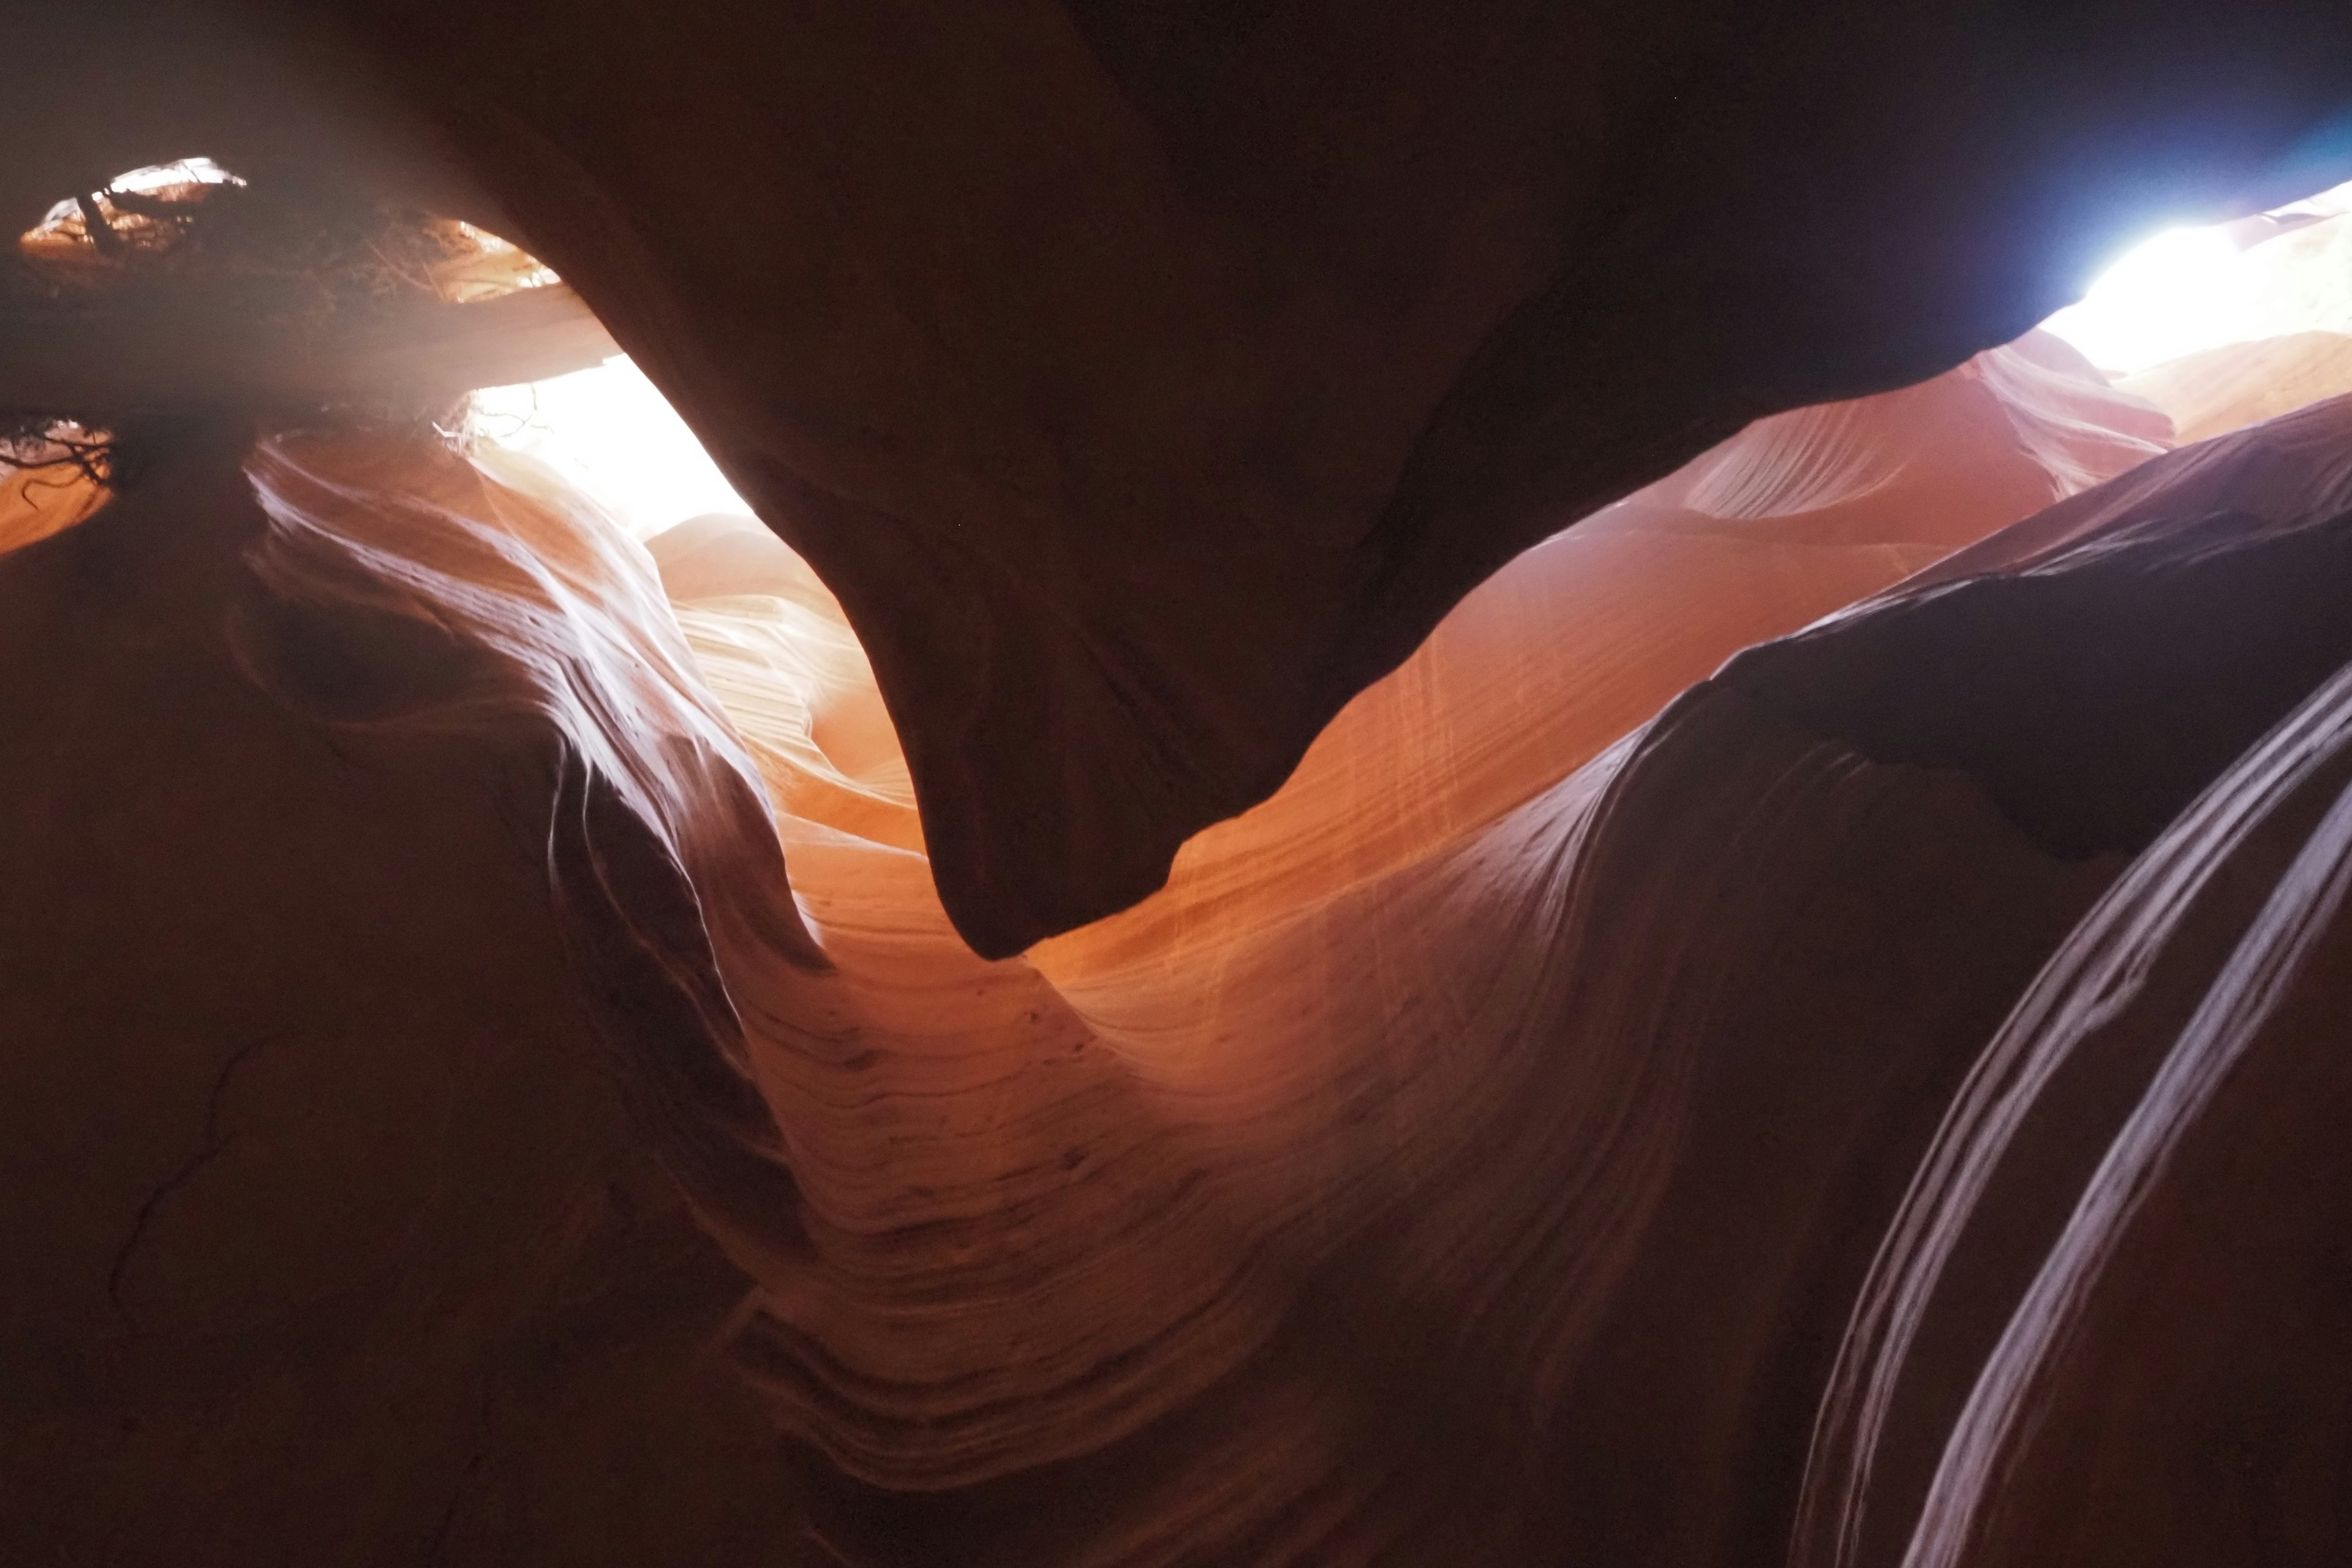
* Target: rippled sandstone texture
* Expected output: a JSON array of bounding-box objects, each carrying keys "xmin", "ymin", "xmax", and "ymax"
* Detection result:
[
  {"xmin": 9, "ymin": 4, "xmax": 2352, "ymax": 1562},
  {"xmin": 34, "ymin": 343, "xmax": 2352, "ymax": 1567},
  {"xmin": 0, "ymin": 432, "xmax": 813, "ymax": 1564},
  {"xmin": 705, "ymin": 385, "xmax": 2352, "ymax": 1568},
  {"xmin": 1054, "ymin": 330, "xmax": 2167, "ymax": 964}
]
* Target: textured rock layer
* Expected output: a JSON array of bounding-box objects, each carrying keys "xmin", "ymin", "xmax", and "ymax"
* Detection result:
[
  {"xmin": 7, "ymin": 31, "xmax": 2352, "ymax": 1548},
  {"xmin": 8, "ymin": 353, "xmax": 2352, "ymax": 1565},
  {"xmin": 0, "ymin": 431, "xmax": 812, "ymax": 1565},
  {"xmin": 13, "ymin": 0, "xmax": 2352, "ymax": 951}
]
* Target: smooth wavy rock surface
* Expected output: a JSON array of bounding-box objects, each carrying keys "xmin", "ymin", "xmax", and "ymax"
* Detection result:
[
  {"xmin": 12, "ymin": 389, "xmax": 2352, "ymax": 1564},
  {"xmin": 0, "ymin": 431, "xmax": 816, "ymax": 1564},
  {"xmin": 2122, "ymin": 330, "xmax": 2352, "ymax": 443},
  {"xmin": 12, "ymin": 3, "xmax": 2352, "ymax": 953},
  {"xmin": 1048, "ymin": 330, "xmax": 2166, "ymax": 967},
  {"xmin": 687, "ymin": 400, "xmax": 2352, "ymax": 1567},
  {"xmin": 646, "ymin": 349, "xmax": 2186, "ymax": 1563},
  {"xmin": 1790, "ymin": 394, "xmax": 2352, "ymax": 1568}
]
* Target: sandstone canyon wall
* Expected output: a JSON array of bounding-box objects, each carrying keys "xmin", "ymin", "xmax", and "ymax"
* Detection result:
[
  {"xmin": 8, "ymin": 4, "xmax": 2352, "ymax": 1564},
  {"xmin": 20, "ymin": 330, "xmax": 2352, "ymax": 1564}
]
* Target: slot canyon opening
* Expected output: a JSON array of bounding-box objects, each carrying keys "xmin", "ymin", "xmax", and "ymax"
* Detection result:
[
  {"xmin": 0, "ymin": 153, "xmax": 607, "ymax": 546},
  {"xmin": 9, "ymin": 32, "xmax": 2352, "ymax": 1561}
]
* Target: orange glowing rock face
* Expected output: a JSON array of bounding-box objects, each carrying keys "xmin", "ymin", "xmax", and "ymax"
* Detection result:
[
  {"xmin": 0, "ymin": 462, "xmax": 105, "ymax": 555},
  {"xmin": 17, "ymin": 331, "xmax": 2352, "ymax": 1564},
  {"xmin": 1035, "ymin": 329, "xmax": 2169, "ymax": 975},
  {"xmin": 627, "ymin": 330, "xmax": 2179, "ymax": 1558},
  {"xmin": 2124, "ymin": 328, "xmax": 2352, "ymax": 443},
  {"xmin": 12, "ymin": 12, "xmax": 2352, "ymax": 1562},
  {"xmin": 648, "ymin": 514, "xmax": 924, "ymax": 855}
]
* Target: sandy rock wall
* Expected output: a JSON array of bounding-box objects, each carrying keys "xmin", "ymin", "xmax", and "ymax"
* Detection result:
[
  {"xmin": 7, "ymin": 316, "xmax": 2352, "ymax": 1565},
  {"xmin": 653, "ymin": 377, "xmax": 2352, "ymax": 1565},
  {"xmin": 0, "ymin": 430, "xmax": 813, "ymax": 1565},
  {"xmin": 624, "ymin": 344, "xmax": 2197, "ymax": 1563}
]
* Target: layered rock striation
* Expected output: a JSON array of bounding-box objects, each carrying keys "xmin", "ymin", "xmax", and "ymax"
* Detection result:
[{"xmin": 9, "ymin": 198, "xmax": 2352, "ymax": 1567}]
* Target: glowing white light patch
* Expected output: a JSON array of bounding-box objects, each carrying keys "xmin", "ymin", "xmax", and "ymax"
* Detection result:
[
  {"xmin": 470, "ymin": 356, "xmax": 750, "ymax": 539},
  {"xmin": 109, "ymin": 157, "xmax": 244, "ymax": 194},
  {"xmin": 2039, "ymin": 226, "xmax": 2254, "ymax": 375},
  {"xmin": 30, "ymin": 157, "xmax": 246, "ymax": 238}
]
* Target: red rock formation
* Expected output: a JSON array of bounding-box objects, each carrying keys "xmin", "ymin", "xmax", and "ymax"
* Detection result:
[
  {"xmin": 486, "ymin": 339, "xmax": 2158, "ymax": 1562},
  {"xmin": 1050, "ymin": 330, "xmax": 2166, "ymax": 969},
  {"xmin": 388, "ymin": 1, "xmax": 2352, "ymax": 957},
  {"xmin": 9, "ymin": 6, "xmax": 2352, "ymax": 1563},
  {"xmin": 0, "ymin": 430, "xmax": 812, "ymax": 1564},
  {"xmin": 659, "ymin": 384, "xmax": 2352, "ymax": 1566},
  {"xmin": 0, "ymin": 329, "xmax": 2165, "ymax": 1562},
  {"xmin": 2124, "ymin": 331, "xmax": 2352, "ymax": 442},
  {"xmin": 45, "ymin": 293, "xmax": 2352, "ymax": 1565},
  {"xmin": 1793, "ymin": 396, "xmax": 2352, "ymax": 1568},
  {"xmin": 13, "ymin": 0, "xmax": 2352, "ymax": 952}
]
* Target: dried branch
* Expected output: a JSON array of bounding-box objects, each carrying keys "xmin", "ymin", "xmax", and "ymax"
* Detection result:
[{"xmin": 74, "ymin": 192, "xmax": 129, "ymax": 259}]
